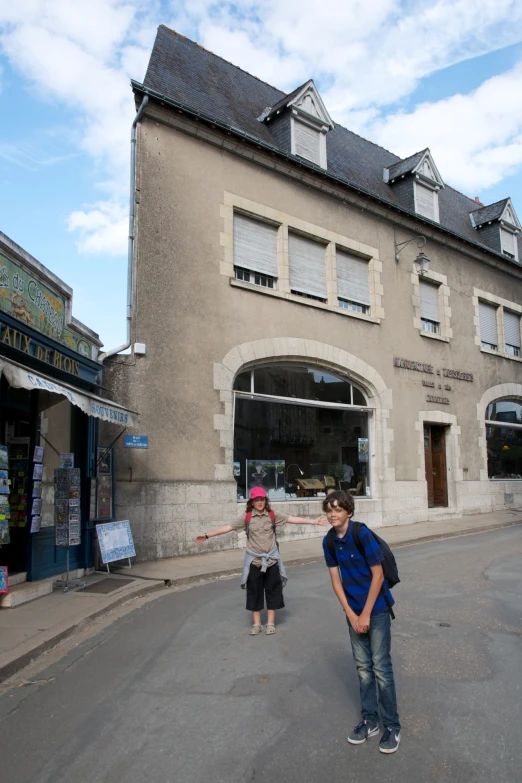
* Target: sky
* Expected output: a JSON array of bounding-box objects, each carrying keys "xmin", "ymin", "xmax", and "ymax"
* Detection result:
[{"xmin": 1, "ymin": 0, "xmax": 522, "ymax": 350}]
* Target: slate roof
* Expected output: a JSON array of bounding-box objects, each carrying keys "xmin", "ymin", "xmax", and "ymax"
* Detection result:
[
  {"xmin": 469, "ymin": 199, "xmax": 509, "ymax": 228},
  {"xmin": 140, "ymin": 26, "xmax": 521, "ymax": 266},
  {"xmin": 386, "ymin": 150, "xmax": 427, "ymax": 181}
]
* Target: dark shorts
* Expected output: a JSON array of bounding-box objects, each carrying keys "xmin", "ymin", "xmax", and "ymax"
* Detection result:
[{"xmin": 246, "ymin": 563, "xmax": 285, "ymax": 612}]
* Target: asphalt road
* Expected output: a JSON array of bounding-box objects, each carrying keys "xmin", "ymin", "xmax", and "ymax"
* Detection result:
[{"xmin": 1, "ymin": 527, "xmax": 521, "ymax": 783}]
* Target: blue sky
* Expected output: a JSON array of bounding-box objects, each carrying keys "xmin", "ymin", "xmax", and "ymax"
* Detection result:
[{"xmin": 1, "ymin": 1, "xmax": 522, "ymax": 349}]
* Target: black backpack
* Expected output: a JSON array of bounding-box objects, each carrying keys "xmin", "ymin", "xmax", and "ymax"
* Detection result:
[{"xmin": 326, "ymin": 521, "xmax": 400, "ymax": 617}]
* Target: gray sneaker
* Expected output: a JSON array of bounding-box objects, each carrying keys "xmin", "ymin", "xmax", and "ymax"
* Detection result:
[
  {"xmin": 347, "ymin": 720, "xmax": 380, "ymax": 745},
  {"xmin": 379, "ymin": 728, "xmax": 401, "ymax": 754}
]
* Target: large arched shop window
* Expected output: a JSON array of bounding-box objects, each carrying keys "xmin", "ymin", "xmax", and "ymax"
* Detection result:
[
  {"xmin": 232, "ymin": 363, "xmax": 371, "ymax": 501},
  {"xmin": 486, "ymin": 399, "xmax": 522, "ymax": 479}
]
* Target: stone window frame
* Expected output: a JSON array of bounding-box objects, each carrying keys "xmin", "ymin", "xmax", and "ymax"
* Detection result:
[
  {"xmin": 220, "ymin": 192, "xmax": 384, "ymax": 324},
  {"xmin": 476, "ymin": 383, "xmax": 522, "ymax": 481},
  {"xmin": 411, "ymin": 268, "xmax": 452, "ymax": 342},
  {"xmin": 472, "ymin": 288, "xmax": 522, "ymax": 364}
]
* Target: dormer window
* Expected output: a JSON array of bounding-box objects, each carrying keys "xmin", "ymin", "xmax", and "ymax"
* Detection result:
[
  {"xmin": 501, "ymin": 227, "xmax": 518, "ymax": 260},
  {"xmin": 292, "ymin": 116, "xmax": 324, "ymax": 167},
  {"xmin": 415, "ymin": 182, "xmax": 439, "ymax": 222},
  {"xmin": 262, "ymin": 79, "xmax": 333, "ymax": 170}
]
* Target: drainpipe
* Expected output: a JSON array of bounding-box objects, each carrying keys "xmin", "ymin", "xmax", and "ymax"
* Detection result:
[{"xmin": 99, "ymin": 95, "xmax": 149, "ymax": 361}]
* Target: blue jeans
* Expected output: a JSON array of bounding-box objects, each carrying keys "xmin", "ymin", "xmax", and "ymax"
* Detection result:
[{"xmin": 348, "ymin": 611, "xmax": 400, "ymax": 731}]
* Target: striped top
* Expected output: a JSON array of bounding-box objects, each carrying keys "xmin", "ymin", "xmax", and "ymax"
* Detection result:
[{"xmin": 323, "ymin": 522, "xmax": 394, "ymax": 615}]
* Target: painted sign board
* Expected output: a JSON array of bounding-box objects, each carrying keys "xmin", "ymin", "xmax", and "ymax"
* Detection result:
[
  {"xmin": 124, "ymin": 435, "xmax": 149, "ymax": 449},
  {"xmin": 0, "ymin": 252, "xmax": 94, "ymax": 357},
  {"xmin": 96, "ymin": 520, "xmax": 136, "ymax": 564}
]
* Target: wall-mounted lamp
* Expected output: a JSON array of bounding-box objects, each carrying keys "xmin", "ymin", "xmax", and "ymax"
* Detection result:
[{"xmin": 394, "ymin": 235, "xmax": 430, "ymax": 275}]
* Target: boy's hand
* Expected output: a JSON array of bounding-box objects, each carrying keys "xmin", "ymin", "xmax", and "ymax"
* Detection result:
[
  {"xmin": 346, "ymin": 613, "xmax": 359, "ymax": 633},
  {"xmin": 195, "ymin": 535, "xmax": 208, "ymax": 544},
  {"xmin": 356, "ymin": 612, "xmax": 371, "ymax": 633}
]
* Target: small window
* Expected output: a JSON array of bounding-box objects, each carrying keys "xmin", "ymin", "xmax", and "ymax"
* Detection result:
[
  {"xmin": 500, "ymin": 227, "xmax": 518, "ymax": 260},
  {"xmin": 235, "ymin": 267, "xmax": 275, "ymax": 289},
  {"xmin": 233, "ymin": 213, "xmax": 278, "ymax": 281},
  {"xmin": 415, "ymin": 182, "xmax": 439, "ymax": 222},
  {"xmin": 294, "ymin": 120, "xmax": 321, "ymax": 166},
  {"xmin": 288, "ymin": 232, "xmax": 327, "ymax": 302},
  {"xmin": 504, "ymin": 310, "xmax": 521, "ymax": 357},
  {"xmin": 479, "ymin": 301, "xmax": 498, "ymax": 350},
  {"xmin": 336, "ymin": 249, "xmax": 370, "ymax": 314},
  {"xmin": 419, "ymin": 281, "xmax": 440, "ymax": 333}
]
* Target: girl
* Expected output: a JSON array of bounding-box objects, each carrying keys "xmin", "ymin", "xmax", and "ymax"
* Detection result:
[{"xmin": 195, "ymin": 487, "xmax": 327, "ymax": 634}]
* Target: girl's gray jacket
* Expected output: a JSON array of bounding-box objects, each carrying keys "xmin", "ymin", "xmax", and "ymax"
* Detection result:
[{"xmin": 240, "ymin": 545, "xmax": 288, "ymax": 588}]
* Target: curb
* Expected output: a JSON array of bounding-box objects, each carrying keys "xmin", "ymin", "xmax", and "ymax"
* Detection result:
[
  {"xmin": 0, "ymin": 580, "xmax": 165, "ymax": 684},
  {"xmin": 152, "ymin": 517, "xmax": 522, "ymax": 586}
]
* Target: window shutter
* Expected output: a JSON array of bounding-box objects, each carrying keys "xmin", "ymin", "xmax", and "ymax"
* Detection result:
[
  {"xmin": 479, "ymin": 302, "xmax": 498, "ymax": 345},
  {"xmin": 288, "ymin": 233, "xmax": 327, "ymax": 299},
  {"xmin": 233, "ymin": 214, "xmax": 278, "ymax": 277},
  {"xmin": 504, "ymin": 311, "xmax": 521, "ymax": 348},
  {"xmin": 500, "ymin": 228, "xmax": 516, "ymax": 257},
  {"xmin": 336, "ymin": 250, "xmax": 370, "ymax": 306},
  {"xmin": 294, "ymin": 121, "xmax": 321, "ymax": 165},
  {"xmin": 416, "ymin": 183, "xmax": 437, "ymax": 220},
  {"xmin": 419, "ymin": 281, "xmax": 440, "ymax": 323}
]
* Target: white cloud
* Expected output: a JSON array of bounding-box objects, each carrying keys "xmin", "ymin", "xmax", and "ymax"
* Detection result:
[
  {"xmin": 367, "ymin": 63, "xmax": 522, "ymax": 191},
  {"xmin": 2, "ymin": 0, "xmax": 522, "ymax": 255}
]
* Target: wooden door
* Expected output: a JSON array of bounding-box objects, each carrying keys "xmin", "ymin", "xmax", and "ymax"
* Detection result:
[{"xmin": 424, "ymin": 425, "xmax": 448, "ymax": 507}]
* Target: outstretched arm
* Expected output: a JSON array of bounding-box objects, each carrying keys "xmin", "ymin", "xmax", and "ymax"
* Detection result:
[
  {"xmin": 287, "ymin": 514, "xmax": 328, "ymax": 526},
  {"xmin": 195, "ymin": 524, "xmax": 234, "ymax": 545}
]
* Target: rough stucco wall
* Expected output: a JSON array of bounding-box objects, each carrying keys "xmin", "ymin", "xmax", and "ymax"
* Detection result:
[{"xmin": 103, "ymin": 110, "xmax": 522, "ymax": 501}]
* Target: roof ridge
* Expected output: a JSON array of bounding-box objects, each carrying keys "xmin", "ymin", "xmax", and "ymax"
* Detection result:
[{"xmin": 159, "ymin": 25, "xmax": 284, "ymax": 97}]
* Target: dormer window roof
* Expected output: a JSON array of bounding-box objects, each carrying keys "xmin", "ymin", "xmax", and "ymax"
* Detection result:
[{"xmin": 261, "ymin": 79, "xmax": 334, "ymax": 170}]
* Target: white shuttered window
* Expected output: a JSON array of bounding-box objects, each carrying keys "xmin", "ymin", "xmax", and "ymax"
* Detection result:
[
  {"xmin": 504, "ymin": 311, "xmax": 521, "ymax": 350},
  {"xmin": 233, "ymin": 214, "xmax": 278, "ymax": 277},
  {"xmin": 415, "ymin": 183, "xmax": 438, "ymax": 221},
  {"xmin": 479, "ymin": 302, "xmax": 498, "ymax": 348},
  {"xmin": 420, "ymin": 281, "xmax": 440, "ymax": 325},
  {"xmin": 500, "ymin": 228, "xmax": 517, "ymax": 259},
  {"xmin": 336, "ymin": 250, "xmax": 370, "ymax": 307},
  {"xmin": 289, "ymin": 233, "xmax": 327, "ymax": 300},
  {"xmin": 294, "ymin": 121, "xmax": 321, "ymax": 166}
]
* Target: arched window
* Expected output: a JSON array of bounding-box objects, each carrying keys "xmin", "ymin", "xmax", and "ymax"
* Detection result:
[
  {"xmin": 232, "ymin": 363, "xmax": 371, "ymax": 501},
  {"xmin": 485, "ymin": 399, "xmax": 522, "ymax": 480}
]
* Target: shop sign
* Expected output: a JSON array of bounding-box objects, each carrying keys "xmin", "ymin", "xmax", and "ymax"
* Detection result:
[
  {"xmin": 1, "ymin": 320, "xmax": 81, "ymax": 377},
  {"xmin": 426, "ymin": 395, "xmax": 450, "ymax": 405},
  {"xmin": 124, "ymin": 435, "xmax": 149, "ymax": 449},
  {"xmin": 0, "ymin": 252, "xmax": 94, "ymax": 358}
]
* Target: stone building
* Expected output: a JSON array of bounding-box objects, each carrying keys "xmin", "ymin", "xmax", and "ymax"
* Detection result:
[{"xmin": 103, "ymin": 26, "xmax": 522, "ymax": 561}]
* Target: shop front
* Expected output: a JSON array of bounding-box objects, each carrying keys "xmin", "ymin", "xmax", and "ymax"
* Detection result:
[{"xmin": 0, "ymin": 234, "xmax": 136, "ymax": 585}]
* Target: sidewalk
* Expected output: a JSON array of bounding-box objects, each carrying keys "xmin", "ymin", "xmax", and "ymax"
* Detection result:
[{"xmin": 1, "ymin": 508, "xmax": 521, "ymax": 682}]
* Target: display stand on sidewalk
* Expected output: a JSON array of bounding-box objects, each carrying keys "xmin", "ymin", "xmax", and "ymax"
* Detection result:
[
  {"xmin": 54, "ymin": 546, "xmax": 86, "ymax": 592},
  {"xmin": 95, "ymin": 520, "xmax": 136, "ymax": 574},
  {"xmin": 53, "ymin": 459, "xmax": 86, "ymax": 593}
]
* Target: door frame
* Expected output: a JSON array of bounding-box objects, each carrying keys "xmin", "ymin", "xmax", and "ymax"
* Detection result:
[
  {"xmin": 417, "ymin": 410, "xmax": 461, "ymax": 514},
  {"xmin": 424, "ymin": 424, "xmax": 448, "ymax": 507}
]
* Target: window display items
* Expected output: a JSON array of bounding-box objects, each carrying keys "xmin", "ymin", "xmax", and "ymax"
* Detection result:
[
  {"xmin": 247, "ymin": 459, "xmax": 286, "ymax": 500},
  {"xmin": 0, "ymin": 566, "xmax": 8, "ymax": 594},
  {"xmin": 59, "ymin": 453, "xmax": 75, "ymax": 469},
  {"xmin": 358, "ymin": 438, "xmax": 369, "ymax": 462},
  {"xmin": 33, "ymin": 446, "xmax": 44, "ymax": 463}
]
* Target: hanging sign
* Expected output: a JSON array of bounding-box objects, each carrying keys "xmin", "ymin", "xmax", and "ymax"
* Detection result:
[{"xmin": 124, "ymin": 435, "xmax": 149, "ymax": 449}]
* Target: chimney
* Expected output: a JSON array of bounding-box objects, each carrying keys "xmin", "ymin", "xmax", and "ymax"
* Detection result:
[{"xmin": 474, "ymin": 197, "xmax": 483, "ymax": 206}]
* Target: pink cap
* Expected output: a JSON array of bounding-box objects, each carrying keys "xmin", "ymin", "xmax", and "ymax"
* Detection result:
[{"xmin": 250, "ymin": 487, "xmax": 267, "ymax": 499}]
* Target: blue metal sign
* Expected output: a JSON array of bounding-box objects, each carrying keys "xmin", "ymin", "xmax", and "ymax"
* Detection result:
[{"xmin": 124, "ymin": 435, "xmax": 149, "ymax": 449}]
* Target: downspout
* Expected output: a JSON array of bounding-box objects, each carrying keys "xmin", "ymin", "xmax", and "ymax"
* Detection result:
[{"xmin": 99, "ymin": 95, "xmax": 149, "ymax": 360}]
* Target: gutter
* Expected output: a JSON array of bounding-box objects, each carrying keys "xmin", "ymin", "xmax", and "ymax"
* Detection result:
[
  {"xmin": 99, "ymin": 95, "xmax": 149, "ymax": 361},
  {"xmin": 131, "ymin": 80, "xmax": 521, "ymax": 274}
]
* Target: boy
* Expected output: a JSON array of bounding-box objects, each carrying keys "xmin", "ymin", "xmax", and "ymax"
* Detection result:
[
  {"xmin": 196, "ymin": 487, "xmax": 327, "ymax": 635},
  {"xmin": 322, "ymin": 490, "xmax": 401, "ymax": 754}
]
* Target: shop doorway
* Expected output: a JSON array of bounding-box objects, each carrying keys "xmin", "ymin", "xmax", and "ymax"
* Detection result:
[{"xmin": 424, "ymin": 424, "xmax": 448, "ymax": 507}]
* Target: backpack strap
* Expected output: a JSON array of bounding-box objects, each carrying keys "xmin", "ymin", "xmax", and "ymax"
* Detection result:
[
  {"xmin": 245, "ymin": 509, "xmax": 277, "ymax": 540},
  {"xmin": 326, "ymin": 527, "xmax": 338, "ymax": 565},
  {"xmin": 350, "ymin": 521, "xmax": 395, "ymax": 620}
]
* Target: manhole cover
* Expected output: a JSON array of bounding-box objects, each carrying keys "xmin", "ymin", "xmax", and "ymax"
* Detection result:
[{"xmin": 81, "ymin": 578, "xmax": 134, "ymax": 594}]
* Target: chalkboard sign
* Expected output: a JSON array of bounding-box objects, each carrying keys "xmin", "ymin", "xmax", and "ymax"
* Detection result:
[{"xmin": 95, "ymin": 520, "xmax": 136, "ymax": 564}]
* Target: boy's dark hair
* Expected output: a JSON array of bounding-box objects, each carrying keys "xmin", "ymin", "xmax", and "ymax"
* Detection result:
[
  {"xmin": 246, "ymin": 497, "xmax": 272, "ymax": 513},
  {"xmin": 322, "ymin": 490, "xmax": 354, "ymax": 515}
]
